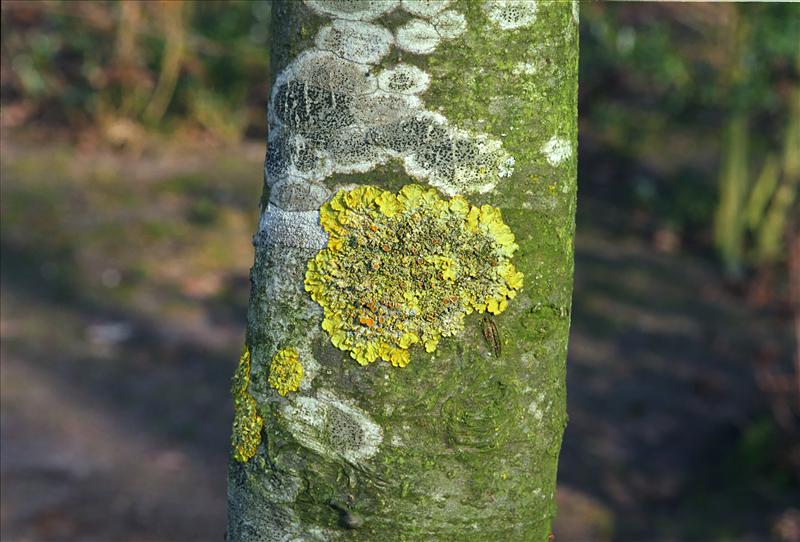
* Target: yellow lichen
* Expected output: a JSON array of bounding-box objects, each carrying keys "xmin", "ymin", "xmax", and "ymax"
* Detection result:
[
  {"xmin": 305, "ymin": 184, "xmax": 523, "ymax": 367},
  {"xmin": 268, "ymin": 347, "xmax": 304, "ymax": 396},
  {"xmin": 231, "ymin": 347, "xmax": 263, "ymax": 462}
]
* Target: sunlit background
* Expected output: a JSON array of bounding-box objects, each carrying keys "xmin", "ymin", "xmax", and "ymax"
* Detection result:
[{"xmin": 1, "ymin": 2, "xmax": 798, "ymax": 541}]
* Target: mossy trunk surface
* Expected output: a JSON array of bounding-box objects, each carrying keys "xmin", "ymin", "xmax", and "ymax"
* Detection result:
[{"xmin": 227, "ymin": 1, "xmax": 579, "ymax": 540}]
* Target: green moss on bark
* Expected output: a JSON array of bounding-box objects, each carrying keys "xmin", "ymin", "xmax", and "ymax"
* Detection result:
[{"xmin": 229, "ymin": 1, "xmax": 578, "ymax": 540}]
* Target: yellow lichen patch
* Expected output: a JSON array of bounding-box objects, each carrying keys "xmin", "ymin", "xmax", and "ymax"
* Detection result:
[
  {"xmin": 305, "ymin": 184, "xmax": 524, "ymax": 367},
  {"xmin": 268, "ymin": 347, "xmax": 304, "ymax": 396},
  {"xmin": 231, "ymin": 347, "xmax": 263, "ymax": 463}
]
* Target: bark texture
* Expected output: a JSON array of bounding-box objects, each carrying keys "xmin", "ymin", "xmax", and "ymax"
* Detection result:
[{"xmin": 228, "ymin": 1, "xmax": 579, "ymax": 540}]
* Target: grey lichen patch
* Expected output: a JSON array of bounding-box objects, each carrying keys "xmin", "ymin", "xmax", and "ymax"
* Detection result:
[
  {"xmin": 512, "ymin": 61, "xmax": 538, "ymax": 76},
  {"xmin": 305, "ymin": 0, "xmax": 398, "ymax": 21},
  {"xmin": 258, "ymin": 205, "xmax": 328, "ymax": 250},
  {"xmin": 395, "ymin": 19, "xmax": 441, "ymax": 54},
  {"xmin": 527, "ymin": 392, "xmax": 551, "ymax": 424},
  {"xmin": 394, "ymin": 11, "xmax": 466, "ymax": 54},
  {"xmin": 281, "ymin": 390, "xmax": 383, "ymax": 464},
  {"xmin": 315, "ymin": 19, "xmax": 393, "ymax": 64},
  {"xmin": 541, "ymin": 135, "xmax": 572, "ymax": 167},
  {"xmin": 484, "ymin": 0, "xmax": 538, "ymax": 30},
  {"xmin": 430, "ymin": 10, "xmax": 467, "ymax": 39},
  {"xmin": 377, "ymin": 64, "xmax": 430, "ymax": 95},
  {"xmin": 267, "ymin": 175, "xmax": 332, "ymax": 212},
  {"xmin": 368, "ymin": 111, "xmax": 515, "ymax": 195},
  {"xmin": 264, "ymin": 0, "xmax": 515, "ymax": 200},
  {"xmin": 400, "ymin": 0, "xmax": 450, "ymax": 18}
]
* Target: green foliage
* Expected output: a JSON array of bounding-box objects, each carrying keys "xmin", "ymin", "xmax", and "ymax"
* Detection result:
[
  {"xmin": 0, "ymin": 1, "xmax": 271, "ymax": 140},
  {"xmin": 717, "ymin": 112, "xmax": 799, "ymax": 274},
  {"xmin": 582, "ymin": 3, "xmax": 799, "ymax": 274},
  {"xmin": 712, "ymin": 6, "xmax": 799, "ymax": 275}
]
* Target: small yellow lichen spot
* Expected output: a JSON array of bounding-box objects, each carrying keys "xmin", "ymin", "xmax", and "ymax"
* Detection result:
[
  {"xmin": 230, "ymin": 347, "xmax": 263, "ymax": 463},
  {"xmin": 305, "ymin": 184, "xmax": 524, "ymax": 367},
  {"xmin": 231, "ymin": 347, "xmax": 251, "ymax": 396},
  {"xmin": 268, "ymin": 347, "xmax": 303, "ymax": 396},
  {"xmin": 232, "ymin": 392, "xmax": 263, "ymax": 463}
]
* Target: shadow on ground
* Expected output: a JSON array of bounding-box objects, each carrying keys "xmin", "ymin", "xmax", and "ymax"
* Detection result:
[{"xmin": 1, "ymin": 142, "xmax": 795, "ymax": 541}]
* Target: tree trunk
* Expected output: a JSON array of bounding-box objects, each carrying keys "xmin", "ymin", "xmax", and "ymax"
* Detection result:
[{"xmin": 227, "ymin": 1, "xmax": 579, "ymax": 540}]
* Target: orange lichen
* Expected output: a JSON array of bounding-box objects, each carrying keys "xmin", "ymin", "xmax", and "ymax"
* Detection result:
[{"xmin": 305, "ymin": 184, "xmax": 523, "ymax": 367}]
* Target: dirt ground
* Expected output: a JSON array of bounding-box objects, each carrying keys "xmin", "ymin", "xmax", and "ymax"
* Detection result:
[{"xmin": 1, "ymin": 141, "xmax": 796, "ymax": 541}]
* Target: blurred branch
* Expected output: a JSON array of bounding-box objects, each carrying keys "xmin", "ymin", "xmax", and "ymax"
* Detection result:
[
  {"xmin": 745, "ymin": 155, "xmax": 780, "ymax": 231},
  {"xmin": 0, "ymin": 0, "xmax": 116, "ymax": 31},
  {"xmin": 791, "ymin": 228, "xmax": 800, "ymax": 410},
  {"xmin": 143, "ymin": 1, "xmax": 187, "ymax": 126},
  {"xmin": 713, "ymin": 115, "xmax": 748, "ymax": 277},
  {"xmin": 114, "ymin": 1, "xmax": 145, "ymax": 117},
  {"xmin": 712, "ymin": 14, "xmax": 799, "ymax": 276}
]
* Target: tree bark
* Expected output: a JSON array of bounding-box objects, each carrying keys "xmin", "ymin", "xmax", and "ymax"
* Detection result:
[{"xmin": 228, "ymin": 1, "xmax": 579, "ymax": 540}]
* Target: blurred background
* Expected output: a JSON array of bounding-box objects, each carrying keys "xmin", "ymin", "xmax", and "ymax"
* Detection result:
[{"xmin": 1, "ymin": 1, "xmax": 798, "ymax": 541}]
